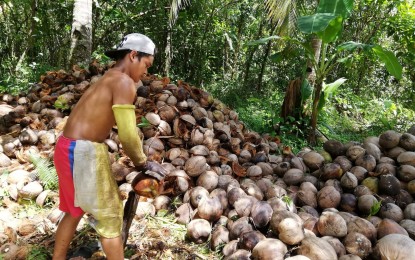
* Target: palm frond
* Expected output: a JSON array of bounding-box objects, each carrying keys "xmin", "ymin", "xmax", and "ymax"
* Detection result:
[
  {"xmin": 29, "ymin": 154, "xmax": 58, "ymax": 191},
  {"xmin": 264, "ymin": 0, "xmax": 298, "ymax": 34},
  {"xmin": 169, "ymin": 0, "xmax": 191, "ymax": 26}
]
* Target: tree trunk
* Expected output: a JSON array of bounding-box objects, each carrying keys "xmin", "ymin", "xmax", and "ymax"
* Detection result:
[
  {"xmin": 306, "ymin": 35, "xmax": 322, "ymax": 86},
  {"xmin": 243, "ymin": 18, "xmax": 266, "ymax": 87},
  {"xmin": 15, "ymin": 0, "xmax": 37, "ymax": 72},
  {"xmin": 257, "ymin": 23, "xmax": 277, "ymax": 91},
  {"xmin": 69, "ymin": 0, "xmax": 93, "ymax": 68},
  {"xmin": 163, "ymin": 25, "xmax": 172, "ymax": 77}
]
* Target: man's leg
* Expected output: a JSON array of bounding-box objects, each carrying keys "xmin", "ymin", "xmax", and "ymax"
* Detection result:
[
  {"xmin": 100, "ymin": 236, "xmax": 124, "ymax": 260},
  {"xmin": 53, "ymin": 213, "xmax": 84, "ymax": 260}
]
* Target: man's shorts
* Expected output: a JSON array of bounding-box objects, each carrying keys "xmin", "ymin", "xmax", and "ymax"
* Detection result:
[{"xmin": 54, "ymin": 135, "xmax": 123, "ymax": 238}]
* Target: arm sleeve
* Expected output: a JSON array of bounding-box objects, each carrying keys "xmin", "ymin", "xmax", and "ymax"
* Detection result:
[{"xmin": 112, "ymin": 104, "xmax": 147, "ymax": 166}]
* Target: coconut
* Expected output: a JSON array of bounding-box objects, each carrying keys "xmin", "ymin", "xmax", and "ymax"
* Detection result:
[
  {"xmin": 224, "ymin": 249, "xmax": 251, "ymax": 260},
  {"xmin": 185, "ymin": 156, "xmax": 208, "ymax": 177},
  {"xmin": 323, "ymin": 140, "xmax": 346, "ymax": 157},
  {"xmin": 377, "ymin": 218, "xmax": 408, "ymax": 239},
  {"xmin": 320, "ymin": 163, "xmax": 343, "ymax": 180},
  {"xmin": 252, "ymin": 238, "xmax": 287, "ymax": 260},
  {"xmin": 196, "ymin": 171, "xmax": 218, "ymax": 192},
  {"xmin": 340, "ymin": 193, "xmax": 357, "ymax": 212},
  {"xmin": 397, "ymin": 152, "xmax": 415, "ymax": 167},
  {"xmin": 302, "ymin": 151, "xmax": 325, "ymax": 171},
  {"xmin": 222, "ymin": 240, "xmax": 239, "ymax": 257},
  {"xmin": 210, "ymin": 225, "xmax": 229, "ymax": 250},
  {"xmin": 357, "ymin": 194, "xmax": 378, "ymax": 216},
  {"xmin": 229, "ymin": 217, "xmax": 253, "ymax": 240},
  {"xmin": 250, "ymin": 200, "xmax": 273, "ymax": 228},
  {"xmin": 346, "ymin": 146, "xmax": 366, "ymax": 162},
  {"xmin": 347, "ymin": 217, "xmax": 377, "ymax": 243},
  {"xmin": 197, "ymin": 196, "xmax": 223, "ymax": 222},
  {"xmin": 379, "ymin": 174, "xmax": 401, "ymax": 196},
  {"xmin": 343, "ymin": 232, "xmax": 372, "ymax": 258},
  {"xmin": 278, "ymin": 217, "xmax": 304, "ymax": 245},
  {"xmin": 317, "ymin": 186, "xmax": 341, "ymax": 209},
  {"xmin": 317, "ymin": 212, "xmax": 347, "ymax": 237},
  {"xmin": 373, "ymin": 234, "xmax": 415, "ymax": 260},
  {"xmin": 297, "ymin": 236, "xmax": 337, "ymax": 260},
  {"xmin": 187, "ymin": 219, "xmax": 212, "ymax": 243},
  {"xmin": 175, "ymin": 203, "xmax": 193, "ymax": 224},
  {"xmin": 379, "ymin": 130, "xmax": 401, "ymax": 149},
  {"xmin": 399, "ymin": 133, "xmax": 415, "ymax": 151},
  {"xmin": 238, "ymin": 230, "xmax": 266, "ymax": 250}
]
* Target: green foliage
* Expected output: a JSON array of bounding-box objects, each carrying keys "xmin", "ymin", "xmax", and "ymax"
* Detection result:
[
  {"xmin": 137, "ymin": 117, "xmax": 151, "ymax": 128},
  {"xmin": 26, "ymin": 246, "xmax": 51, "ymax": 260},
  {"xmin": 369, "ymin": 200, "xmax": 382, "ymax": 218},
  {"xmin": 29, "ymin": 154, "xmax": 58, "ymax": 191}
]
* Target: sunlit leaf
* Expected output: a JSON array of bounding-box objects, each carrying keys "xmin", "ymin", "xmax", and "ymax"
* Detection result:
[
  {"xmin": 317, "ymin": 0, "xmax": 354, "ymax": 18},
  {"xmin": 372, "ymin": 45, "xmax": 403, "ymax": 79},
  {"xmin": 316, "ymin": 15, "xmax": 343, "ymax": 43},
  {"xmin": 246, "ymin": 36, "xmax": 282, "ymax": 46},
  {"xmin": 298, "ymin": 13, "xmax": 338, "ymax": 34}
]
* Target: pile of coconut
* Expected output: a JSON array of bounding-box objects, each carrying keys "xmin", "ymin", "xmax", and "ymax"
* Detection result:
[{"xmin": 1, "ymin": 62, "xmax": 415, "ymax": 260}]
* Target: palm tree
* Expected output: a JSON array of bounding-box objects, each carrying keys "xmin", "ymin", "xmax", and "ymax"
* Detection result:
[{"xmin": 69, "ymin": 0, "xmax": 93, "ymax": 67}]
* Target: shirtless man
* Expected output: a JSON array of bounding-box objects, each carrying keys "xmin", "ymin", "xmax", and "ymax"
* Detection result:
[{"xmin": 52, "ymin": 33, "xmax": 166, "ymax": 260}]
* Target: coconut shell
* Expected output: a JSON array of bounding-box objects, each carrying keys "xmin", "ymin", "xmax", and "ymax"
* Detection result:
[
  {"xmin": 252, "ymin": 238, "xmax": 287, "ymax": 260},
  {"xmin": 210, "ymin": 225, "xmax": 229, "ymax": 250},
  {"xmin": 297, "ymin": 236, "xmax": 337, "ymax": 260},
  {"xmin": 317, "ymin": 212, "xmax": 347, "ymax": 237},
  {"xmin": 343, "ymin": 232, "xmax": 372, "ymax": 258},
  {"xmin": 399, "ymin": 133, "xmax": 415, "ymax": 151},
  {"xmin": 323, "ymin": 140, "xmax": 346, "ymax": 157},
  {"xmin": 397, "ymin": 151, "xmax": 415, "ymax": 167},
  {"xmin": 377, "ymin": 218, "xmax": 408, "ymax": 239},
  {"xmin": 187, "ymin": 219, "xmax": 211, "ymax": 243},
  {"xmin": 379, "ymin": 130, "xmax": 401, "ymax": 149},
  {"xmin": 373, "ymin": 234, "xmax": 415, "ymax": 260}
]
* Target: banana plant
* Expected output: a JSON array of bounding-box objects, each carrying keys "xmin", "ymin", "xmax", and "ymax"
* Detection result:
[{"xmin": 248, "ymin": 0, "xmax": 402, "ymax": 145}]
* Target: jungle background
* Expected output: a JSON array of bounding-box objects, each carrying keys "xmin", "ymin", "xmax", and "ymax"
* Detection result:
[
  {"xmin": 1, "ymin": 0, "xmax": 415, "ymax": 150},
  {"xmin": 1, "ymin": 0, "xmax": 415, "ymax": 259}
]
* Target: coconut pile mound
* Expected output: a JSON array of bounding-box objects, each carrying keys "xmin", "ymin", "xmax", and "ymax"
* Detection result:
[{"xmin": 1, "ymin": 62, "xmax": 415, "ymax": 260}]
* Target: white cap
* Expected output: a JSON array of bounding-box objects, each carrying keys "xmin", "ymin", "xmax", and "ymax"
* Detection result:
[{"xmin": 105, "ymin": 33, "xmax": 156, "ymax": 58}]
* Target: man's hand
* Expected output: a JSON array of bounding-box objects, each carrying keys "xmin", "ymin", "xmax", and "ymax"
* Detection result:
[{"xmin": 137, "ymin": 161, "xmax": 168, "ymax": 181}]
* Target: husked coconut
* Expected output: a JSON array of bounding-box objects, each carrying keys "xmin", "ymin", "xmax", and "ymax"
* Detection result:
[
  {"xmin": 297, "ymin": 236, "xmax": 337, "ymax": 260},
  {"xmin": 400, "ymin": 133, "xmax": 415, "ymax": 151},
  {"xmin": 186, "ymin": 219, "xmax": 211, "ymax": 243},
  {"xmin": 210, "ymin": 225, "xmax": 229, "ymax": 250},
  {"xmin": 278, "ymin": 217, "xmax": 304, "ymax": 245},
  {"xmin": 379, "ymin": 203, "xmax": 403, "ymax": 223},
  {"xmin": 397, "ymin": 151, "xmax": 415, "ymax": 167},
  {"xmin": 302, "ymin": 151, "xmax": 325, "ymax": 171},
  {"xmin": 250, "ymin": 200, "xmax": 273, "ymax": 228},
  {"xmin": 197, "ymin": 196, "xmax": 223, "ymax": 222},
  {"xmin": 317, "ymin": 186, "xmax": 341, "ymax": 209},
  {"xmin": 373, "ymin": 234, "xmax": 415, "ymax": 260},
  {"xmin": 322, "ymin": 236, "xmax": 346, "ymax": 258},
  {"xmin": 343, "ymin": 232, "xmax": 372, "ymax": 258},
  {"xmin": 347, "ymin": 217, "xmax": 377, "ymax": 242},
  {"xmin": 379, "ymin": 130, "xmax": 401, "ymax": 149},
  {"xmin": 175, "ymin": 203, "xmax": 193, "ymax": 224},
  {"xmin": 252, "ymin": 238, "xmax": 287, "ymax": 260},
  {"xmin": 238, "ymin": 230, "xmax": 266, "ymax": 250},
  {"xmin": 399, "ymin": 219, "xmax": 415, "ymax": 239},
  {"xmin": 222, "ymin": 240, "xmax": 238, "ymax": 257},
  {"xmin": 224, "ymin": 249, "xmax": 251, "ymax": 260},
  {"xmin": 377, "ymin": 218, "xmax": 408, "ymax": 239},
  {"xmin": 317, "ymin": 212, "xmax": 347, "ymax": 237}
]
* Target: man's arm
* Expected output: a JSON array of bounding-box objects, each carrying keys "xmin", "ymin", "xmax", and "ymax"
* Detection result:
[{"xmin": 112, "ymin": 78, "xmax": 147, "ymax": 167}]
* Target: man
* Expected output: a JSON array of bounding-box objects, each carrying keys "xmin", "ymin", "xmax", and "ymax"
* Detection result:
[{"xmin": 53, "ymin": 33, "xmax": 166, "ymax": 260}]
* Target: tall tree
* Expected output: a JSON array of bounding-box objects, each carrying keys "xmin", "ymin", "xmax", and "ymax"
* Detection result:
[{"xmin": 69, "ymin": 0, "xmax": 93, "ymax": 68}]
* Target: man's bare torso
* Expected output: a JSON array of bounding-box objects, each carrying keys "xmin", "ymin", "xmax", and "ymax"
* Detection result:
[{"xmin": 63, "ymin": 69, "xmax": 136, "ymax": 142}]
